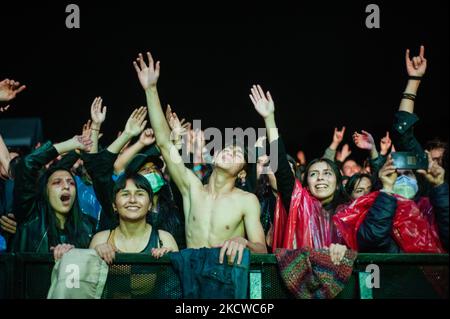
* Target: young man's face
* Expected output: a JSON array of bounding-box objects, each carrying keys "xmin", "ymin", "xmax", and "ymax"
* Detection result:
[
  {"xmin": 114, "ymin": 179, "xmax": 151, "ymax": 222},
  {"xmin": 342, "ymin": 160, "xmax": 361, "ymax": 177},
  {"xmin": 47, "ymin": 170, "xmax": 77, "ymax": 214},
  {"xmin": 307, "ymin": 161, "xmax": 337, "ymax": 202},
  {"xmin": 214, "ymin": 145, "xmax": 246, "ymax": 176}
]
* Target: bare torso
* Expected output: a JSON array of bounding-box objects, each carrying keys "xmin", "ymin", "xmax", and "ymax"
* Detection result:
[{"xmin": 184, "ymin": 183, "xmax": 250, "ymax": 248}]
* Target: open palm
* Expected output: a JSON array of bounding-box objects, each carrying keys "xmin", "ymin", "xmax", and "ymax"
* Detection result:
[
  {"xmin": 133, "ymin": 52, "xmax": 160, "ymax": 90},
  {"xmin": 249, "ymin": 85, "xmax": 275, "ymax": 119},
  {"xmin": 90, "ymin": 97, "xmax": 107, "ymax": 125},
  {"xmin": 353, "ymin": 130, "xmax": 374, "ymax": 150},
  {"xmin": 125, "ymin": 107, "xmax": 148, "ymax": 137}
]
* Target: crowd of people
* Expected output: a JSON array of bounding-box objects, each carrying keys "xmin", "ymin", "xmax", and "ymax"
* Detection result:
[{"xmin": 0, "ymin": 45, "xmax": 448, "ymax": 268}]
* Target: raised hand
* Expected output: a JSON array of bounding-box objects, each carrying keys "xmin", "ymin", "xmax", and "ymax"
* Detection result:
[
  {"xmin": 417, "ymin": 151, "xmax": 445, "ymax": 187},
  {"xmin": 73, "ymin": 134, "xmax": 93, "ymax": 152},
  {"xmin": 378, "ymin": 155, "xmax": 397, "ymax": 192},
  {"xmin": 353, "ymin": 130, "xmax": 375, "ymax": 150},
  {"xmin": 133, "ymin": 52, "xmax": 160, "ymax": 90},
  {"xmin": 124, "ymin": 107, "xmax": 148, "ymax": 137},
  {"xmin": 0, "ymin": 79, "xmax": 26, "ymax": 102},
  {"xmin": 249, "ymin": 85, "xmax": 275, "ymax": 119},
  {"xmin": 379, "ymin": 131, "xmax": 392, "ymax": 156},
  {"xmin": 333, "ymin": 127, "xmax": 346, "ymax": 146},
  {"xmin": 90, "ymin": 97, "xmax": 107, "ymax": 127},
  {"xmin": 337, "ymin": 144, "xmax": 352, "ymax": 162},
  {"xmin": 82, "ymin": 119, "xmax": 92, "ymax": 139},
  {"xmin": 166, "ymin": 105, "xmax": 189, "ymax": 138},
  {"xmin": 297, "ymin": 150, "xmax": 306, "ymax": 166},
  {"xmin": 405, "ymin": 45, "xmax": 427, "ymax": 77},
  {"xmin": 139, "ymin": 128, "xmax": 156, "ymax": 146}
]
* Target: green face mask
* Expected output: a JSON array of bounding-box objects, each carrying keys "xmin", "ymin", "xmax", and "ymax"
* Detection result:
[{"xmin": 143, "ymin": 172, "xmax": 165, "ymax": 193}]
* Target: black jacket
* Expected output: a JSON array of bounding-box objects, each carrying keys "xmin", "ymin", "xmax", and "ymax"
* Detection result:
[
  {"xmin": 357, "ymin": 183, "xmax": 449, "ymax": 253},
  {"xmin": 12, "ymin": 142, "xmax": 96, "ymax": 253}
]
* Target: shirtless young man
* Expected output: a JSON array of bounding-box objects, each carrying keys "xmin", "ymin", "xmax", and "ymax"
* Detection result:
[{"xmin": 133, "ymin": 51, "xmax": 267, "ymax": 264}]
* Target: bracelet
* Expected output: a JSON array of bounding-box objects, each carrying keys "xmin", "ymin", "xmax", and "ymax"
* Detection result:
[
  {"xmin": 402, "ymin": 93, "xmax": 416, "ymax": 101},
  {"xmin": 408, "ymin": 75, "xmax": 423, "ymax": 81}
]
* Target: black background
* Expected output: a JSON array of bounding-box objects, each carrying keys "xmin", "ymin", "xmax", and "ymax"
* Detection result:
[{"xmin": 1, "ymin": 1, "xmax": 448, "ymax": 162}]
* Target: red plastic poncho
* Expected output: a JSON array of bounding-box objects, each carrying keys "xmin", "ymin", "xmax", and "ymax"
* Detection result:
[
  {"xmin": 332, "ymin": 191, "xmax": 444, "ymax": 253},
  {"xmin": 271, "ymin": 179, "xmax": 342, "ymax": 253}
]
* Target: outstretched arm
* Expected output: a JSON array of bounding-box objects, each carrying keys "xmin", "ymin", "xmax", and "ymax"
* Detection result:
[
  {"xmin": 400, "ymin": 46, "xmax": 426, "ymax": 114},
  {"xmin": 133, "ymin": 51, "xmax": 198, "ymax": 196},
  {"xmin": 89, "ymin": 97, "xmax": 107, "ymax": 154},
  {"xmin": 392, "ymin": 46, "xmax": 427, "ymax": 155},
  {"xmin": 107, "ymin": 107, "xmax": 147, "ymax": 154},
  {"xmin": 250, "ymin": 85, "xmax": 294, "ymax": 211},
  {"xmin": 113, "ymin": 128, "xmax": 155, "ymax": 175},
  {"xmin": 323, "ymin": 127, "xmax": 346, "ymax": 161}
]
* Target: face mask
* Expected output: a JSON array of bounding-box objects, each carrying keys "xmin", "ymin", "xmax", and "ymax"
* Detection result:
[
  {"xmin": 393, "ymin": 175, "xmax": 418, "ymax": 199},
  {"xmin": 143, "ymin": 172, "xmax": 165, "ymax": 193}
]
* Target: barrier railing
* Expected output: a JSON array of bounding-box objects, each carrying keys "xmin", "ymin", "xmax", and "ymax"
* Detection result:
[{"xmin": 0, "ymin": 253, "xmax": 448, "ymax": 299}]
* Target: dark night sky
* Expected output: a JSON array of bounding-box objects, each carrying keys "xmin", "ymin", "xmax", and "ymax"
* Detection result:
[{"xmin": 1, "ymin": 1, "xmax": 448, "ymax": 163}]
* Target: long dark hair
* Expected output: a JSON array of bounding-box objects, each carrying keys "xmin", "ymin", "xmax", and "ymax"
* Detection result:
[
  {"xmin": 344, "ymin": 173, "xmax": 373, "ymax": 199},
  {"xmin": 39, "ymin": 167, "xmax": 91, "ymax": 248},
  {"xmin": 302, "ymin": 158, "xmax": 348, "ymax": 210}
]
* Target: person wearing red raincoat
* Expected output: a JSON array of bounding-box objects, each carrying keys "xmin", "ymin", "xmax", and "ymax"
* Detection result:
[
  {"xmin": 333, "ymin": 154, "xmax": 448, "ymax": 253},
  {"xmin": 249, "ymin": 84, "xmax": 348, "ymax": 265}
]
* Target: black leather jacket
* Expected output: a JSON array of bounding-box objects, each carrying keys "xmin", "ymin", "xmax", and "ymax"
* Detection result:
[{"xmin": 12, "ymin": 142, "xmax": 96, "ymax": 253}]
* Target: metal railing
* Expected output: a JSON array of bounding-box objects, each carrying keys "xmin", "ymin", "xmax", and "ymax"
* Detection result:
[{"xmin": 0, "ymin": 253, "xmax": 448, "ymax": 299}]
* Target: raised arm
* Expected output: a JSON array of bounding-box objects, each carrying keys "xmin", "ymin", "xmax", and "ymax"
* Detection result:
[
  {"xmin": 107, "ymin": 107, "xmax": 147, "ymax": 154},
  {"xmin": 89, "ymin": 97, "xmax": 107, "ymax": 154},
  {"xmin": 353, "ymin": 130, "xmax": 379, "ymax": 160},
  {"xmin": 113, "ymin": 128, "xmax": 155, "ymax": 175},
  {"xmin": 133, "ymin": 51, "xmax": 198, "ymax": 196},
  {"xmin": 400, "ymin": 46, "xmax": 426, "ymax": 114},
  {"xmin": 392, "ymin": 46, "xmax": 427, "ymax": 155},
  {"xmin": 323, "ymin": 127, "xmax": 346, "ymax": 161},
  {"xmin": 250, "ymin": 85, "xmax": 294, "ymax": 211}
]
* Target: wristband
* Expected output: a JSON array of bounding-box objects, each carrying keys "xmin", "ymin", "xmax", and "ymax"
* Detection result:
[
  {"xmin": 402, "ymin": 93, "xmax": 416, "ymax": 101},
  {"xmin": 408, "ymin": 75, "xmax": 423, "ymax": 81}
]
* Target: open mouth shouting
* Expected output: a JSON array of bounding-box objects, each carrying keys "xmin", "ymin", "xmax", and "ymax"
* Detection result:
[{"xmin": 60, "ymin": 193, "xmax": 72, "ymax": 206}]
